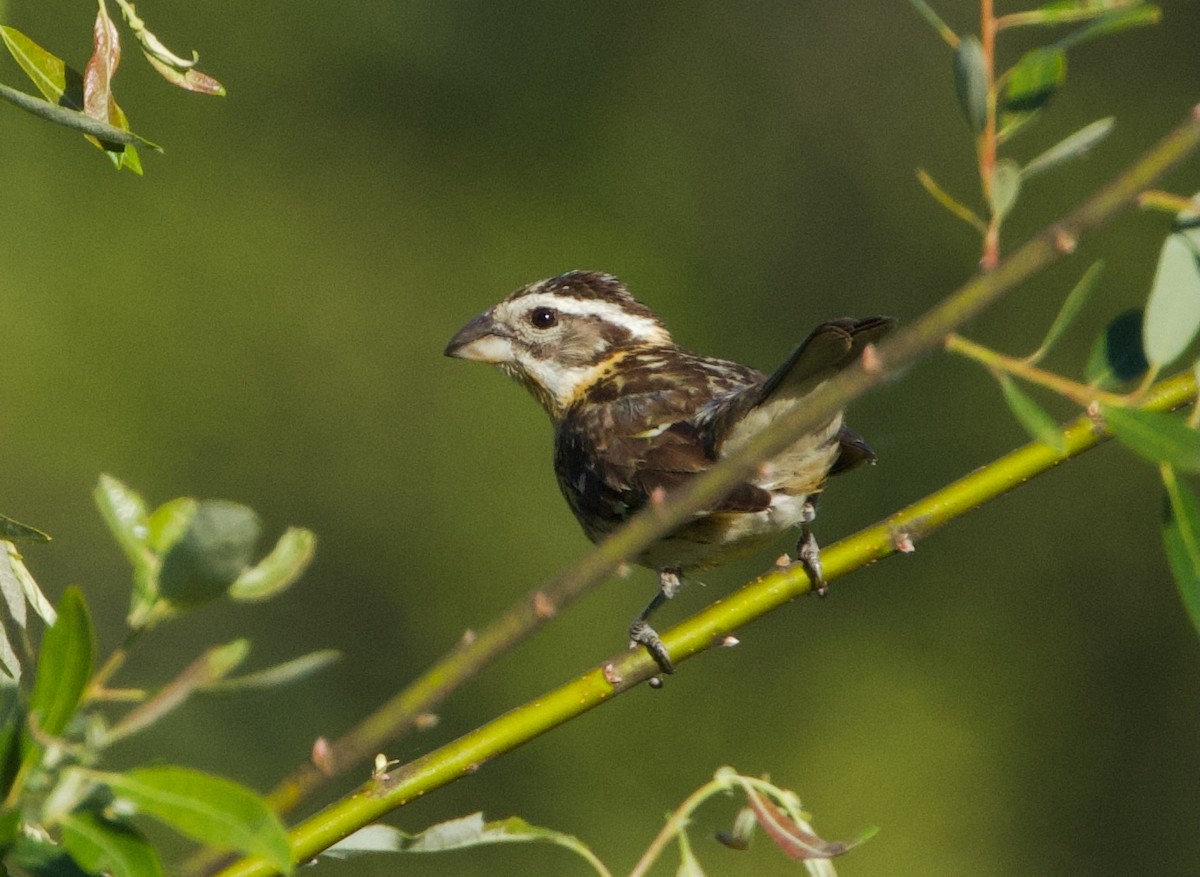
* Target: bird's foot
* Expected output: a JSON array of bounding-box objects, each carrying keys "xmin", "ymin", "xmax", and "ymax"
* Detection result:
[
  {"xmin": 629, "ymin": 619, "xmax": 674, "ymax": 675},
  {"xmin": 797, "ymin": 500, "xmax": 827, "ymax": 596}
]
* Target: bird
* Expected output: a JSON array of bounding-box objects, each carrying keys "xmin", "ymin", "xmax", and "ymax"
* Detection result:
[{"xmin": 445, "ymin": 270, "xmax": 895, "ymax": 675}]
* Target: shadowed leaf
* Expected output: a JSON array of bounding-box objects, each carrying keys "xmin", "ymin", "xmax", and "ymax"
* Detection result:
[
  {"xmin": 62, "ymin": 811, "xmax": 164, "ymax": 877},
  {"xmin": 998, "ymin": 375, "xmax": 1066, "ymax": 453},
  {"xmin": 1022, "ymin": 117, "xmax": 1115, "ymax": 179},
  {"xmin": 1085, "ymin": 309, "xmax": 1148, "ymax": 387},
  {"xmin": 989, "ymin": 159, "xmax": 1022, "ymax": 221},
  {"xmin": 1162, "ymin": 470, "xmax": 1200, "ymax": 634},
  {"xmin": 1102, "ymin": 406, "xmax": 1199, "ymax": 472},
  {"xmin": 954, "ymin": 36, "xmax": 988, "ymax": 133}
]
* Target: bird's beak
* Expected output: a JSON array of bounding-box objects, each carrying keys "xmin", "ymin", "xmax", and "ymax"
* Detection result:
[{"xmin": 444, "ymin": 311, "xmax": 515, "ymax": 363}]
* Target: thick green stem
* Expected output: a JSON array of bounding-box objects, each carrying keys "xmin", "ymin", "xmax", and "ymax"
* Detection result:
[{"xmin": 212, "ymin": 369, "xmax": 1196, "ymax": 877}]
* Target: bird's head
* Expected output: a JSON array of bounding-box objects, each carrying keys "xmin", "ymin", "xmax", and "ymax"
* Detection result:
[{"xmin": 445, "ymin": 271, "xmax": 673, "ymax": 419}]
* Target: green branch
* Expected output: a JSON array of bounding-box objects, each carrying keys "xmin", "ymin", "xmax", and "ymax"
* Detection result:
[
  {"xmin": 0, "ymin": 80, "xmax": 160, "ymax": 149},
  {"xmin": 213, "ymin": 368, "xmax": 1196, "ymax": 877},
  {"xmin": 211, "ymin": 105, "xmax": 1200, "ymax": 847}
]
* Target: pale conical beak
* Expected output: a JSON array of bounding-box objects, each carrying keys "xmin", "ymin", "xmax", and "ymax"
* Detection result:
[{"xmin": 444, "ymin": 311, "xmax": 515, "ymax": 363}]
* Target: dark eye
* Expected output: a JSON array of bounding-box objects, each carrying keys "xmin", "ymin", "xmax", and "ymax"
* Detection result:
[{"xmin": 529, "ymin": 307, "xmax": 558, "ymax": 329}]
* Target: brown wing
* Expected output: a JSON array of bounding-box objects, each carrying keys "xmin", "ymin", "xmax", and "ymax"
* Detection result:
[{"xmin": 554, "ymin": 350, "xmax": 770, "ymax": 540}]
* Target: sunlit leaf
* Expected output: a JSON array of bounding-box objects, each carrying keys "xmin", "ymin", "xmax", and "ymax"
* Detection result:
[
  {"xmin": 95, "ymin": 766, "xmax": 292, "ymax": 874},
  {"xmin": 159, "ymin": 501, "xmax": 261, "ymax": 606},
  {"xmin": 1028, "ymin": 260, "xmax": 1103, "ymax": 363},
  {"xmin": 1102, "ymin": 406, "xmax": 1200, "ymax": 472},
  {"xmin": 989, "ymin": 158, "xmax": 1022, "ymax": 221},
  {"xmin": 28, "ymin": 586, "xmax": 94, "ymax": 739},
  {"xmin": 228, "ymin": 527, "xmax": 315, "ymax": 602},
  {"xmin": 953, "ymin": 36, "xmax": 988, "ymax": 133},
  {"xmin": 146, "ymin": 497, "xmax": 197, "ymax": 555},
  {"xmin": 1162, "ymin": 469, "xmax": 1200, "ymax": 635},
  {"xmin": 94, "ymin": 475, "xmax": 151, "ymax": 570},
  {"xmin": 0, "ymin": 25, "xmax": 79, "ymax": 107},
  {"xmin": 1143, "ymin": 233, "xmax": 1200, "ymax": 368},
  {"xmin": 1007, "ymin": 1, "xmax": 1148, "ymax": 27},
  {"xmin": 1085, "ymin": 309, "xmax": 1148, "ymax": 387},
  {"xmin": 1022, "ymin": 117, "xmax": 1115, "ymax": 179},
  {"xmin": 62, "ymin": 811, "xmax": 164, "ymax": 877},
  {"xmin": 2, "ymin": 541, "xmax": 56, "ymax": 630},
  {"xmin": 201, "ymin": 649, "xmax": 340, "ymax": 694},
  {"xmin": 1003, "ymin": 47, "xmax": 1066, "ymax": 113},
  {"xmin": 998, "ymin": 375, "xmax": 1067, "ymax": 453}
]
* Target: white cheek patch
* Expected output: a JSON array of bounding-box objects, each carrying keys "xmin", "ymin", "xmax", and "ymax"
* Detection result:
[{"xmin": 451, "ymin": 334, "xmax": 515, "ymax": 364}]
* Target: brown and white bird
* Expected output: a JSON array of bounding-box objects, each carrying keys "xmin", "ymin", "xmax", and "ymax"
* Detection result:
[{"xmin": 445, "ymin": 270, "xmax": 894, "ymax": 674}]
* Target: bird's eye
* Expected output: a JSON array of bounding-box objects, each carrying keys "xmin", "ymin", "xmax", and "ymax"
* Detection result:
[{"xmin": 529, "ymin": 307, "xmax": 558, "ymax": 329}]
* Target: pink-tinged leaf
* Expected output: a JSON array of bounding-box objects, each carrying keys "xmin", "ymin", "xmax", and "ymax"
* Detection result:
[
  {"xmin": 83, "ymin": 0, "xmax": 121, "ymax": 124},
  {"xmin": 742, "ymin": 785, "xmax": 864, "ymax": 861},
  {"xmin": 143, "ymin": 51, "xmax": 226, "ymax": 96}
]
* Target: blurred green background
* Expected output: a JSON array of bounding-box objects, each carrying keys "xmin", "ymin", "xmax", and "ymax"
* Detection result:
[{"xmin": 2, "ymin": 2, "xmax": 1198, "ymax": 874}]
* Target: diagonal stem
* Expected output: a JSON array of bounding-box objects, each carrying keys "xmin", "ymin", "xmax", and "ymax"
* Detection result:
[{"xmin": 212, "ymin": 368, "xmax": 1196, "ymax": 877}]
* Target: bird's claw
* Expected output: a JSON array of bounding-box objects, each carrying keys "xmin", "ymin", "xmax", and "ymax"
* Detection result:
[{"xmin": 629, "ymin": 619, "xmax": 674, "ymax": 675}]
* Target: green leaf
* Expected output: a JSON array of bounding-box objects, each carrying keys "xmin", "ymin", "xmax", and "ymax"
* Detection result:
[
  {"xmin": 905, "ymin": 0, "xmax": 960, "ymax": 48},
  {"xmin": 0, "ymin": 679, "xmax": 24, "ymax": 800},
  {"xmin": 915, "ymin": 168, "xmax": 987, "ymax": 232},
  {"xmin": 61, "ymin": 811, "xmax": 164, "ymax": 877},
  {"xmin": 28, "ymin": 586, "xmax": 94, "ymax": 739},
  {"xmin": 998, "ymin": 375, "xmax": 1067, "ymax": 453},
  {"xmin": 145, "ymin": 497, "xmax": 197, "ymax": 555},
  {"xmin": 201, "ymin": 649, "xmax": 340, "ymax": 694},
  {"xmin": 1021, "ymin": 117, "xmax": 1115, "ymax": 180},
  {"xmin": 1011, "ymin": 1, "xmax": 1149, "ymax": 27},
  {"xmin": 1143, "ymin": 233, "xmax": 1200, "ymax": 368},
  {"xmin": 989, "ymin": 158, "xmax": 1022, "ymax": 221},
  {"xmin": 95, "ymin": 766, "xmax": 292, "ymax": 874},
  {"xmin": 1055, "ymin": 5, "xmax": 1161, "ymax": 51},
  {"xmin": 1085, "ymin": 309, "xmax": 1148, "ymax": 387},
  {"xmin": 1003, "ymin": 47, "xmax": 1066, "ymax": 114},
  {"xmin": 10, "ymin": 834, "xmax": 92, "ymax": 876},
  {"xmin": 323, "ymin": 813, "xmax": 610, "ymax": 876},
  {"xmin": 1162, "ymin": 470, "xmax": 1200, "ymax": 635},
  {"xmin": 953, "ymin": 36, "xmax": 988, "ymax": 133},
  {"xmin": 94, "ymin": 475, "xmax": 152, "ymax": 572},
  {"xmin": 228, "ymin": 527, "xmax": 315, "ymax": 602},
  {"xmin": 1102, "ymin": 406, "xmax": 1200, "ymax": 473},
  {"xmin": 1028, "ymin": 260, "xmax": 1104, "ymax": 363},
  {"xmin": 158, "ymin": 501, "xmax": 261, "ymax": 606},
  {"xmin": 0, "ymin": 25, "xmax": 80, "ymax": 108},
  {"xmin": 0, "ymin": 513, "xmax": 51, "ymax": 544}
]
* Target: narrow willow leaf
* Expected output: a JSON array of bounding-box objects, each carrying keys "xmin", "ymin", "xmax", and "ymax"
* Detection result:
[
  {"xmin": 1162, "ymin": 469, "xmax": 1200, "ymax": 635},
  {"xmin": 0, "ymin": 547, "xmax": 28, "ymax": 633},
  {"xmin": 159, "ymin": 501, "xmax": 261, "ymax": 606},
  {"xmin": 1003, "ymin": 47, "xmax": 1066, "ymax": 113},
  {"xmin": 96, "ymin": 766, "xmax": 292, "ymax": 874},
  {"xmin": 1008, "ymin": 1, "xmax": 1147, "ymax": 27},
  {"xmin": 0, "ymin": 25, "xmax": 79, "ymax": 107},
  {"xmin": 998, "ymin": 375, "xmax": 1067, "ymax": 453},
  {"xmin": 1102, "ymin": 406, "xmax": 1200, "ymax": 473},
  {"xmin": 28, "ymin": 586, "xmax": 94, "ymax": 738},
  {"xmin": 1028, "ymin": 260, "xmax": 1104, "ymax": 363},
  {"xmin": 915, "ymin": 169, "xmax": 987, "ymax": 232},
  {"xmin": 83, "ymin": 0, "xmax": 121, "ymax": 124},
  {"xmin": 1143, "ymin": 233, "xmax": 1200, "ymax": 368},
  {"xmin": 105, "ymin": 640, "xmax": 250, "ymax": 743},
  {"xmin": 953, "ymin": 36, "xmax": 988, "ymax": 133},
  {"xmin": 0, "ymin": 513, "xmax": 51, "ymax": 544},
  {"xmin": 324, "ymin": 813, "xmax": 610, "ymax": 875},
  {"xmin": 905, "ymin": 0, "xmax": 960, "ymax": 47},
  {"xmin": 201, "ymin": 649, "xmax": 340, "ymax": 694},
  {"xmin": 228, "ymin": 527, "xmax": 315, "ymax": 602},
  {"xmin": 62, "ymin": 811, "xmax": 164, "ymax": 877},
  {"xmin": 0, "ymin": 627, "xmax": 19, "ymax": 681},
  {"xmin": 0, "ymin": 683, "xmax": 22, "ymax": 808},
  {"xmin": 989, "ymin": 159, "xmax": 1022, "ymax": 221},
  {"xmin": 3, "ymin": 542, "xmax": 56, "ymax": 626},
  {"xmin": 1022, "ymin": 117, "xmax": 1115, "ymax": 180},
  {"xmin": 1055, "ymin": 5, "xmax": 1161, "ymax": 51},
  {"xmin": 142, "ymin": 51, "xmax": 226, "ymax": 95},
  {"xmin": 1084, "ymin": 309, "xmax": 1148, "ymax": 387}
]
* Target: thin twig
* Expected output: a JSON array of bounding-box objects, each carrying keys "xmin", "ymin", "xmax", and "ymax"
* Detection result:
[{"xmin": 0, "ymin": 80, "xmax": 160, "ymax": 149}]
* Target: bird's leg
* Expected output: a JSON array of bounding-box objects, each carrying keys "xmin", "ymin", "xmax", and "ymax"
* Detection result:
[
  {"xmin": 796, "ymin": 499, "xmax": 827, "ymax": 597},
  {"xmin": 629, "ymin": 567, "xmax": 681, "ymax": 675}
]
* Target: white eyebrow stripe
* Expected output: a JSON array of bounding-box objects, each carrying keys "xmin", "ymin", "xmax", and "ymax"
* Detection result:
[{"xmin": 512, "ymin": 292, "xmax": 672, "ymax": 344}]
